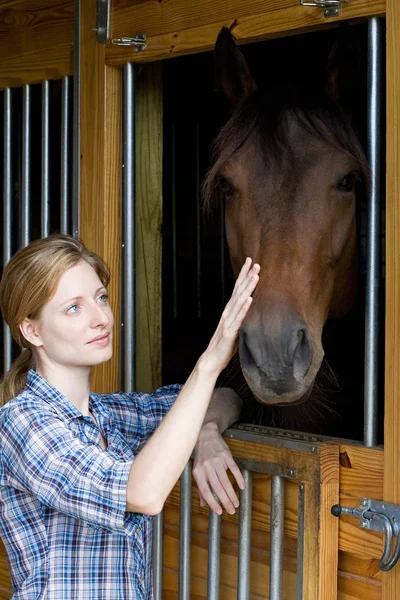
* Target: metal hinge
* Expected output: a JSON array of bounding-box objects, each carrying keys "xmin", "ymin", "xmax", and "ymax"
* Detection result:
[
  {"xmin": 111, "ymin": 35, "xmax": 147, "ymax": 53},
  {"xmin": 299, "ymin": 0, "xmax": 349, "ymax": 18},
  {"xmin": 332, "ymin": 498, "xmax": 400, "ymax": 571}
]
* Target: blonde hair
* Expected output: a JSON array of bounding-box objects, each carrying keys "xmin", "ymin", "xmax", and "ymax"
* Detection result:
[{"xmin": 0, "ymin": 234, "xmax": 110, "ymax": 406}]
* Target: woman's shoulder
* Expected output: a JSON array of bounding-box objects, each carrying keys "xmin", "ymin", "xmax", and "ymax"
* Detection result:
[{"xmin": 0, "ymin": 389, "xmax": 56, "ymax": 426}]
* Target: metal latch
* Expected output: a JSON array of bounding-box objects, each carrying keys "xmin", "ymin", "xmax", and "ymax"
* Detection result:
[
  {"xmin": 299, "ymin": 0, "xmax": 349, "ymax": 18},
  {"xmin": 331, "ymin": 498, "xmax": 400, "ymax": 571},
  {"xmin": 93, "ymin": 0, "xmax": 110, "ymax": 43},
  {"xmin": 111, "ymin": 35, "xmax": 147, "ymax": 53}
]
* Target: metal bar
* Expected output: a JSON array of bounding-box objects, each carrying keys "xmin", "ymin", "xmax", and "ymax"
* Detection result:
[
  {"xmin": 61, "ymin": 76, "xmax": 70, "ymax": 235},
  {"xmin": 3, "ymin": 88, "xmax": 13, "ymax": 374},
  {"xmin": 195, "ymin": 123, "xmax": 201, "ymax": 318},
  {"xmin": 152, "ymin": 511, "xmax": 164, "ymax": 600},
  {"xmin": 172, "ymin": 123, "xmax": 178, "ymax": 320},
  {"xmin": 207, "ymin": 509, "xmax": 221, "ymax": 600},
  {"xmin": 21, "ymin": 84, "xmax": 31, "ymax": 248},
  {"xmin": 72, "ymin": 0, "xmax": 80, "ymax": 238},
  {"xmin": 220, "ymin": 197, "xmax": 225, "ymax": 310},
  {"xmin": 238, "ymin": 469, "xmax": 252, "ymax": 600},
  {"xmin": 364, "ymin": 17, "xmax": 383, "ymax": 447},
  {"xmin": 178, "ymin": 462, "xmax": 192, "ymax": 599},
  {"xmin": 269, "ymin": 475, "xmax": 285, "ymax": 600},
  {"xmin": 41, "ymin": 80, "xmax": 50, "ymax": 238},
  {"xmin": 122, "ymin": 62, "xmax": 136, "ymax": 391},
  {"xmin": 296, "ymin": 483, "xmax": 305, "ymax": 600}
]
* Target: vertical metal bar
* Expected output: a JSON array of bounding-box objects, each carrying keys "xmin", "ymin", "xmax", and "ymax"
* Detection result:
[
  {"xmin": 152, "ymin": 511, "xmax": 164, "ymax": 600},
  {"xmin": 41, "ymin": 80, "xmax": 50, "ymax": 238},
  {"xmin": 238, "ymin": 469, "xmax": 252, "ymax": 600},
  {"xmin": 3, "ymin": 89, "xmax": 13, "ymax": 374},
  {"xmin": 195, "ymin": 123, "xmax": 201, "ymax": 318},
  {"xmin": 207, "ymin": 509, "xmax": 221, "ymax": 600},
  {"xmin": 178, "ymin": 462, "xmax": 192, "ymax": 599},
  {"xmin": 269, "ymin": 475, "xmax": 285, "ymax": 600},
  {"xmin": 296, "ymin": 483, "xmax": 305, "ymax": 600},
  {"xmin": 220, "ymin": 198, "xmax": 225, "ymax": 309},
  {"xmin": 61, "ymin": 76, "xmax": 70, "ymax": 235},
  {"xmin": 171, "ymin": 123, "xmax": 178, "ymax": 320},
  {"xmin": 122, "ymin": 62, "xmax": 136, "ymax": 391},
  {"xmin": 21, "ymin": 84, "xmax": 31, "ymax": 248},
  {"xmin": 72, "ymin": 0, "xmax": 80, "ymax": 238},
  {"xmin": 364, "ymin": 17, "xmax": 383, "ymax": 447}
]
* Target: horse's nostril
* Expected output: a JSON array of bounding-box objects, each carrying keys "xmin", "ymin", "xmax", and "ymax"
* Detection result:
[{"xmin": 293, "ymin": 327, "xmax": 313, "ymax": 380}]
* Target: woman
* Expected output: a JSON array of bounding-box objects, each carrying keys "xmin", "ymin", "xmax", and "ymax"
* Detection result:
[{"xmin": 0, "ymin": 234, "xmax": 259, "ymax": 599}]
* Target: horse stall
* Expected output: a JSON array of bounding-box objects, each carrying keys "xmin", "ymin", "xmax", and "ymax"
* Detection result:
[{"xmin": 0, "ymin": 1, "xmax": 398, "ymax": 599}]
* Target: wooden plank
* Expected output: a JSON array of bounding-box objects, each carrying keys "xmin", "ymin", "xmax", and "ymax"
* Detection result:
[
  {"xmin": 79, "ymin": 0, "xmax": 122, "ymax": 393},
  {"xmin": 135, "ymin": 63, "xmax": 163, "ymax": 393},
  {"xmin": 0, "ymin": 0, "xmax": 73, "ymax": 88},
  {"xmin": 106, "ymin": 0, "xmax": 385, "ymax": 65},
  {"xmin": 383, "ymin": 0, "xmax": 400, "ymax": 598}
]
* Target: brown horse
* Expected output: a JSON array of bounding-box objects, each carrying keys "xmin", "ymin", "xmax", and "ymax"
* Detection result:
[{"xmin": 203, "ymin": 28, "xmax": 369, "ymax": 429}]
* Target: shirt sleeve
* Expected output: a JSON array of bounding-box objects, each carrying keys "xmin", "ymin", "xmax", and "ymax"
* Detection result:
[
  {"xmin": 0, "ymin": 405, "xmax": 138, "ymax": 537},
  {"xmin": 111, "ymin": 384, "xmax": 183, "ymax": 445}
]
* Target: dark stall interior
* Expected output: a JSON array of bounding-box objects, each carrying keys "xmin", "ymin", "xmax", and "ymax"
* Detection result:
[{"xmin": 161, "ymin": 23, "xmax": 386, "ymax": 442}]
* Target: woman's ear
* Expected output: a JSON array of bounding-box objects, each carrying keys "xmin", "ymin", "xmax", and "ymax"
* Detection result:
[{"xmin": 19, "ymin": 319, "xmax": 43, "ymax": 348}]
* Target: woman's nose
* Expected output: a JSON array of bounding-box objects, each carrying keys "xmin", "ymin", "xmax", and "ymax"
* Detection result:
[{"xmin": 90, "ymin": 304, "xmax": 109, "ymax": 328}]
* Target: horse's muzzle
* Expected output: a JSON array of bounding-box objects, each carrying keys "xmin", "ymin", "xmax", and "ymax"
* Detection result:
[{"xmin": 239, "ymin": 319, "xmax": 316, "ymax": 404}]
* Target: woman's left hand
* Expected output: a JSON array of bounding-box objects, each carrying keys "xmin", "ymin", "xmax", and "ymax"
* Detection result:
[{"xmin": 193, "ymin": 423, "xmax": 244, "ymax": 515}]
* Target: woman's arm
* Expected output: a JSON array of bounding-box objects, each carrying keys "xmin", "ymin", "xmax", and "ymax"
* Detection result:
[
  {"xmin": 193, "ymin": 388, "xmax": 244, "ymax": 516},
  {"xmin": 126, "ymin": 259, "xmax": 259, "ymax": 515}
]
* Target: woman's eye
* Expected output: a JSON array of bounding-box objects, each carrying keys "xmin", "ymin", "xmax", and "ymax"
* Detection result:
[
  {"xmin": 99, "ymin": 293, "xmax": 109, "ymax": 303},
  {"xmin": 337, "ymin": 172, "xmax": 361, "ymax": 193},
  {"xmin": 67, "ymin": 304, "xmax": 80, "ymax": 314}
]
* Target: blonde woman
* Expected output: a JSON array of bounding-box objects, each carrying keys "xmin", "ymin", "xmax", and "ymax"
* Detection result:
[{"xmin": 0, "ymin": 234, "xmax": 259, "ymax": 599}]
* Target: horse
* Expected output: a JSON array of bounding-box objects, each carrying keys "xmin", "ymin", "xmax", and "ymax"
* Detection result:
[{"xmin": 203, "ymin": 27, "xmax": 370, "ymax": 437}]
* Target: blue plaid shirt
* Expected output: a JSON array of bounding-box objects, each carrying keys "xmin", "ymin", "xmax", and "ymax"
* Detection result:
[{"xmin": 0, "ymin": 369, "xmax": 181, "ymax": 600}]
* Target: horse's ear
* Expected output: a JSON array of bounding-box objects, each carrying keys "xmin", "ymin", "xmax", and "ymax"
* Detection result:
[
  {"xmin": 215, "ymin": 27, "xmax": 257, "ymax": 107},
  {"xmin": 325, "ymin": 24, "xmax": 363, "ymax": 112}
]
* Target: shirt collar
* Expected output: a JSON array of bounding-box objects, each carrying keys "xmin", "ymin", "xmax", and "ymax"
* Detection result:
[{"xmin": 25, "ymin": 369, "xmax": 110, "ymax": 423}]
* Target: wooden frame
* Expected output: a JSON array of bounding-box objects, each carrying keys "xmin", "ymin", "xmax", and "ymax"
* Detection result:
[{"xmin": 0, "ymin": 0, "xmax": 398, "ymax": 598}]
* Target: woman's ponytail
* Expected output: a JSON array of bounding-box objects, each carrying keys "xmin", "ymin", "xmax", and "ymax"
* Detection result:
[{"xmin": 0, "ymin": 348, "xmax": 33, "ymax": 406}]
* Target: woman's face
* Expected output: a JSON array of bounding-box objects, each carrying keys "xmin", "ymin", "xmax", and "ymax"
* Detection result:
[{"xmin": 23, "ymin": 260, "xmax": 114, "ymax": 369}]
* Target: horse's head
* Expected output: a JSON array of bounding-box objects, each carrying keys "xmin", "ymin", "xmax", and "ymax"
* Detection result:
[{"xmin": 203, "ymin": 28, "xmax": 369, "ymax": 407}]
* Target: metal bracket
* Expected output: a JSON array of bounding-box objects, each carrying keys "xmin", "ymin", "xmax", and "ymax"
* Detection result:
[
  {"xmin": 332, "ymin": 498, "xmax": 400, "ymax": 571},
  {"xmin": 111, "ymin": 35, "xmax": 147, "ymax": 53},
  {"xmin": 92, "ymin": 0, "xmax": 110, "ymax": 43},
  {"xmin": 299, "ymin": 0, "xmax": 349, "ymax": 18}
]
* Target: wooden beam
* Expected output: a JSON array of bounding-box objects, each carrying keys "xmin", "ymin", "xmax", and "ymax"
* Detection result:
[
  {"xmin": 383, "ymin": 0, "xmax": 400, "ymax": 597},
  {"xmin": 0, "ymin": 0, "xmax": 73, "ymax": 88},
  {"xmin": 135, "ymin": 63, "xmax": 163, "ymax": 393},
  {"xmin": 105, "ymin": 0, "xmax": 385, "ymax": 65},
  {"xmin": 79, "ymin": 0, "xmax": 122, "ymax": 393}
]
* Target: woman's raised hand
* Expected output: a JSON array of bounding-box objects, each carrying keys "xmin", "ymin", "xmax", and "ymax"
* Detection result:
[{"xmin": 200, "ymin": 258, "xmax": 260, "ymax": 375}]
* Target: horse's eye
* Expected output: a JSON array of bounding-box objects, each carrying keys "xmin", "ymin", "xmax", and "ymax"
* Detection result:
[
  {"xmin": 337, "ymin": 172, "xmax": 361, "ymax": 193},
  {"xmin": 218, "ymin": 176, "xmax": 234, "ymax": 198}
]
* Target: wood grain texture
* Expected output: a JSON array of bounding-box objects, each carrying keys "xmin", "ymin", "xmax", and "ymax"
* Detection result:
[
  {"xmin": 0, "ymin": 0, "xmax": 73, "ymax": 88},
  {"xmin": 79, "ymin": 0, "xmax": 122, "ymax": 393},
  {"xmin": 383, "ymin": 0, "xmax": 400, "ymax": 597},
  {"xmin": 135, "ymin": 63, "xmax": 163, "ymax": 393},
  {"xmin": 105, "ymin": 0, "xmax": 385, "ymax": 65},
  {"xmin": 162, "ymin": 441, "xmax": 384, "ymax": 599}
]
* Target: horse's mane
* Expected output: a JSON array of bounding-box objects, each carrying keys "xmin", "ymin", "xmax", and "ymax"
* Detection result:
[{"xmin": 202, "ymin": 88, "xmax": 370, "ymax": 212}]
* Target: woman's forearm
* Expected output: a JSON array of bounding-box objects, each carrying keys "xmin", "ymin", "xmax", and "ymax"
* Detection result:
[
  {"xmin": 126, "ymin": 258, "xmax": 260, "ymax": 515},
  {"xmin": 126, "ymin": 357, "xmax": 219, "ymax": 515}
]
